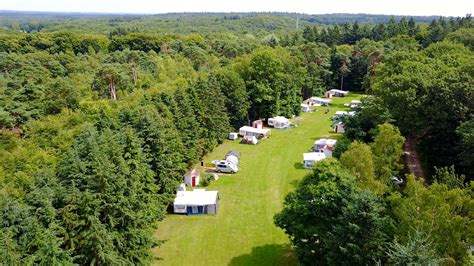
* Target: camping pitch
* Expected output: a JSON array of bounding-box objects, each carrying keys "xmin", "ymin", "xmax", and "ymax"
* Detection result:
[{"xmin": 173, "ymin": 189, "xmax": 219, "ymax": 215}]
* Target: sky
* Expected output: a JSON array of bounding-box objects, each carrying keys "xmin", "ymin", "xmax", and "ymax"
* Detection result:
[{"xmin": 0, "ymin": 0, "xmax": 473, "ymax": 17}]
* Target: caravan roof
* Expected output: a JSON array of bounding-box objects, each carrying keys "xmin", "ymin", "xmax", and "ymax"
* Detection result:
[
  {"xmin": 310, "ymin": 97, "xmax": 332, "ymax": 103},
  {"xmin": 174, "ymin": 189, "xmax": 218, "ymax": 206},
  {"xmin": 303, "ymin": 152, "xmax": 326, "ymax": 161},
  {"xmin": 273, "ymin": 116, "xmax": 289, "ymax": 123},
  {"xmin": 239, "ymin": 126, "xmax": 270, "ymax": 135},
  {"xmin": 329, "ymin": 89, "xmax": 349, "ymax": 94},
  {"xmin": 315, "ymin": 138, "xmax": 337, "ymax": 146}
]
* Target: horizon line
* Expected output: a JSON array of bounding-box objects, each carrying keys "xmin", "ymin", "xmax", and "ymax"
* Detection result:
[{"xmin": 0, "ymin": 9, "xmax": 465, "ymax": 18}]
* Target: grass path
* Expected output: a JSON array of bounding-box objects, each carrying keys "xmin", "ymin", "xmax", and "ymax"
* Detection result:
[{"xmin": 152, "ymin": 94, "xmax": 362, "ymax": 265}]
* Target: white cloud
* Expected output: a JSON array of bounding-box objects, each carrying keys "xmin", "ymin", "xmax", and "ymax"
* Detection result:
[{"xmin": 0, "ymin": 0, "xmax": 472, "ymax": 16}]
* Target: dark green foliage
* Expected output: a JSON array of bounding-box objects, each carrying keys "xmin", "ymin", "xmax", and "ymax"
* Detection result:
[
  {"xmin": 332, "ymin": 135, "xmax": 351, "ymax": 159},
  {"xmin": 447, "ymin": 28, "xmax": 474, "ymax": 50},
  {"xmin": 188, "ymin": 78, "xmax": 231, "ymax": 154},
  {"xmin": 372, "ymin": 41, "xmax": 473, "ymax": 175},
  {"xmin": 343, "ymin": 97, "xmax": 392, "ymax": 142},
  {"xmin": 296, "ymin": 43, "xmax": 332, "ymax": 98},
  {"xmin": 388, "ymin": 175, "xmax": 473, "ymax": 263},
  {"xmin": 387, "ymin": 230, "xmax": 440, "ymax": 265},
  {"xmin": 166, "ymin": 88, "xmax": 202, "ymax": 164},
  {"xmin": 239, "ymin": 47, "xmax": 304, "ymax": 120},
  {"xmin": 209, "ymin": 69, "xmax": 250, "ymax": 129},
  {"xmin": 433, "ymin": 165, "xmax": 466, "ymax": 188},
  {"xmin": 201, "ymin": 174, "xmax": 213, "ymax": 187},
  {"xmin": 57, "ymin": 126, "xmax": 161, "ymax": 264},
  {"xmin": 456, "ymin": 120, "xmax": 474, "ymax": 179},
  {"xmin": 120, "ymin": 104, "xmax": 186, "ymax": 202},
  {"xmin": 0, "ymin": 171, "xmax": 73, "ymax": 265},
  {"xmin": 274, "ymin": 159, "xmax": 394, "ymax": 265},
  {"xmin": 92, "ymin": 63, "xmax": 133, "ymax": 100}
]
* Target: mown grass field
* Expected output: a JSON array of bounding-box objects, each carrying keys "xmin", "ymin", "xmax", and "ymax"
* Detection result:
[{"xmin": 152, "ymin": 94, "xmax": 363, "ymax": 265}]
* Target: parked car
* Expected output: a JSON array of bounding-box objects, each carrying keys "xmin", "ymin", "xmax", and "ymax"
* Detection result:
[
  {"xmin": 214, "ymin": 160, "xmax": 238, "ymax": 173},
  {"xmin": 391, "ymin": 176, "xmax": 404, "ymax": 185}
]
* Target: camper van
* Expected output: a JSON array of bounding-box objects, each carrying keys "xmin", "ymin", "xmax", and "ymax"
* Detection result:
[{"xmin": 214, "ymin": 160, "xmax": 238, "ymax": 173}]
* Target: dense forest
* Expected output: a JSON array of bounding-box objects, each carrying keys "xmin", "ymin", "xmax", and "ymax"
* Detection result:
[
  {"xmin": 0, "ymin": 12, "xmax": 442, "ymax": 35},
  {"xmin": 0, "ymin": 12, "xmax": 473, "ymax": 264}
]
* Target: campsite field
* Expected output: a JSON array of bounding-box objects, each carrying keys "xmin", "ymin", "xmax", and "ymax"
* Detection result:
[{"xmin": 152, "ymin": 94, "xmax": 363, "ymax": 265}]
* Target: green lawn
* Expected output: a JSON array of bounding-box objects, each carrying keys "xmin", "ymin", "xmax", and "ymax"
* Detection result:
[{"xmin": 152, "ymin": 94, "xmax": 363, "ymax": 265}]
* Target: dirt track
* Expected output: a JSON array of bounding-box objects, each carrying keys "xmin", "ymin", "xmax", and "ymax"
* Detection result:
[{"xmin": 403, "ymin": 136, "xmax": 425, "ymax": 178}]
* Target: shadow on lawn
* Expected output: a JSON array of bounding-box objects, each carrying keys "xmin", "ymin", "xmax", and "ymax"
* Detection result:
[
  {"xmin": 228, "ymin": 244, "xmax": 295, "ymax": 266},
  {"xmin": 293, "ymin": 162, "xmax": 306, "ymax": 170},
  {"xmin": 289, "ymin": 179, "xmax": 300, "ymax": 189}
]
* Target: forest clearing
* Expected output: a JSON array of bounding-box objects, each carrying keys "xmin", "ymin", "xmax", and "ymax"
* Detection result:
[
  {"xmin": 1, "ymin": 9, "xmax": 472, "ymax": 265},
  {"xmin": 153, "ymin": 94, "xmax": 362, "ymax": 265}
]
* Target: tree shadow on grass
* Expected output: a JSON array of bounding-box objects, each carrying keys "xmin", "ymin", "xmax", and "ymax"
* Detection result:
[
  {"xmin": 228, "ymin": 244, "xmax": 295, "ymax": 266},
  {"xmin": 289, "ymin": 179, "xmax": 300, "ymax": 189},
  {"xmin": 293, "ymin": 162, "xmax": 306, "ymax": 170}
]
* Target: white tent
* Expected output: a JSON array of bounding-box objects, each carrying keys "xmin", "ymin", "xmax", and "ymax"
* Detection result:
[
  {"xmin": 268, "ymin": 116, "xmax": 290, "ymax": 129},
  {"xmin": 173, "ymin": 189, "xmax": 219, "ymax": 215},
  {"xmin": 239, "ymin": 126, "xmax": 270, "ymax": 138},
  {"xmin": 226, "ymin": 155, "xmax": 239, "ymax": 165},
  {"xmin": 241, "ymin": 135, "xmax": 258, "ymax": 145},
  {"xmin": 303, "ymin": 152, "xmax": 326, "ymax": 169}
]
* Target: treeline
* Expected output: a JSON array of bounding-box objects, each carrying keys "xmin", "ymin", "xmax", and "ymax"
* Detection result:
[
  {"xmin": 300, "ymin": 15, "xmax": 473, "ymax": 46},
  {"xmin": 340, "ymin": 38, "xmax": 474, "ymax": 178},
  {"xmin": 0, "ymin": 11, "xmax": 462, "ymax": 35}
]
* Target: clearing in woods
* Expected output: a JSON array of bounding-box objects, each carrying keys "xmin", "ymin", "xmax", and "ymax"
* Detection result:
[{"xmin": 152, "ymin": 94, "xmax": 363, "ymax": 265}]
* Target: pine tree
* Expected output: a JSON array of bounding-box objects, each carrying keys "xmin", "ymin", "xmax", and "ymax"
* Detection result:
[{"xmin": 57, "ymin": 126, "xmax": 161, "ymax": 264}]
